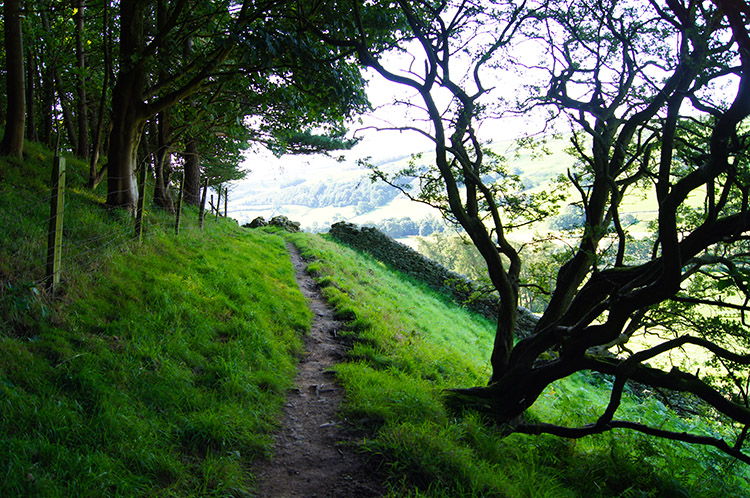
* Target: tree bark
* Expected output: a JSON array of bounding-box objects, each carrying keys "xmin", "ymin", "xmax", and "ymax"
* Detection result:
[
  {"xmin": 153, "ymin": 110, "xmax": 175, "ymax": 211},
  {"xmin": 75, "ymin": 0, "xmax": 90, "ymax": 158},
  {"xmin": 106, "ymin": 72, "xmax": 147, "ymax": 211},
  {"xmin": 88, "ymin": 0, "xmax": 111, "ymax": 189},
  {"xmin": 183, "ymin": 139, "xmax": 201, "ymax": 205},
  {"xmin": 1, "ymin": 0, "xmax": 26, "ymax": 157},
  {"xmin": 106, "ymin": 0, "xmax": 233, "ymax": 210},
  {"xmin": 25, "ymin": 44, "xmax": 37, "ymax": 142},
  {"xmin": 151, "ymin": 0, "xmax": 174, "ymax": 211},
  {"xmin": 106, "ymin": 0, "xmax": 147, "ymax": 211},
  {"xmin": 38, "ymin": 1, "xmax": 55, "ymax": 147}
]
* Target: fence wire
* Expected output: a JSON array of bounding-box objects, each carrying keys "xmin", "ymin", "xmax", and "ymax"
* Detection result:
[{"xmin": 0, "ymin": 165, "xmax": 229, "ymax": 334}]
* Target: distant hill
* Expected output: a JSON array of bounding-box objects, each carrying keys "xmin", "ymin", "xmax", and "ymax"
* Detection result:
[{"xmin": 227, "ymin": 136, "xmax": 579, "ymax": 235}]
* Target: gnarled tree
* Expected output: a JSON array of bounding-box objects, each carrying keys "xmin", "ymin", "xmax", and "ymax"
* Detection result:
[{"xmin": 314, "ymin": 0, "xmax": 750, "ymax": 463}]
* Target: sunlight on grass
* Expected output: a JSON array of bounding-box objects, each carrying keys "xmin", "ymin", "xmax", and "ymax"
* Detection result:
[
  {"xmin": 3, "ymin": 143, "xmax": 749, "ymax": 497},
  {"xmin": 286, "ymin": 231, "xmax": 750, "ymax": 498},
  {"xmin": 1, "ymin": 146, "xmax": 312, "ymax": 497}
]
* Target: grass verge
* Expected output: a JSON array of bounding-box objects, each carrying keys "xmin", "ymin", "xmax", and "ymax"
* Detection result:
[{"xmin": 1, "ymin": 143, "xmax": 311, "ymax": 497}]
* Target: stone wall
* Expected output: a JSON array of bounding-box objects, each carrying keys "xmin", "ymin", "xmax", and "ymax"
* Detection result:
[{"xmin": 328, "ymin": 222, "xmax": 538, "ymax": 336}]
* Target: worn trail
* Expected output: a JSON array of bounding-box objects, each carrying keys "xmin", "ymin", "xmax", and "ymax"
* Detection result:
[{"xmin": 253, "ymin": 243, "xmax": 384, "ymax": 498}]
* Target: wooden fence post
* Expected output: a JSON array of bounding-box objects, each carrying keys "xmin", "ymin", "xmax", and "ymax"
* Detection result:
[
  {"xmin": 215, "ymin": 184, "xmax": 221, "ymax": 222},
  {"xmin": 199, "ymin": 178, "xmax": 208, "ymax": 230},
  {"xmin": 135, "ymin": 163, "xmax": 147, "ymax": 244},
  {"xmin": 174, "ymin": 171, "xmax": 184, "ymax": 236},
  {"xmin": 46, "ymin": 156, "xmax": 66, "ymax": 294}
]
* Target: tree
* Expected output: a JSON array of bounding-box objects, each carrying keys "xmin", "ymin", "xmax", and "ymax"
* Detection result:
[
  {"xmin": 1, "ymin": 0, "xmax": 26, "ymax": 158},
  {"xmin": 317, "ymin": 0, "xmax": 750, "ymax": 463},
  {"xmin": 88, "ymin": 0, "xmax": 113, "ymax": 188},
  {"xmin": 105, "ymin": 0, "xmax": 371, "ymax": 212},
  {"xmin": 74, "ymin": 0, "xmax": 89, "ymax": 159}
]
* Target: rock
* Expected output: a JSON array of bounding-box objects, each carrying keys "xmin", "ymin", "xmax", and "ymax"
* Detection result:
[
  {"xmin": 244, "ymin": 216, "xmax": 268, "ymax": 228},
  {"xmin": 269, "ymin": 215, "xmax": 301, "ymax": 232}
]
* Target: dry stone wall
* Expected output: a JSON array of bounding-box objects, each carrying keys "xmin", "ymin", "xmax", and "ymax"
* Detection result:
[{"xmin": 328, "ymin": 222, "xmax": 538, "ymax": 337}]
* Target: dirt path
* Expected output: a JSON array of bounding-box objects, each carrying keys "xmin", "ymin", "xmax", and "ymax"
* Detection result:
[{"xmin": 252, "ymin": 243, "xmax": 385, "ymax": 498}]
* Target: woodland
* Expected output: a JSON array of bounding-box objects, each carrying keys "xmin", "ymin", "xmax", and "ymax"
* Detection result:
[{"xmin": 2, "ymin": 0, "xmax": 750, "ymax": 487}]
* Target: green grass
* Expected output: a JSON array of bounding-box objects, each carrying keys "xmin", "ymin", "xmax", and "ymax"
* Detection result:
[
  {"xmin": 285, "ymin": 231, "xmax": 750, "ymax": 498},
  {"xmin": 3, "ymin": 139, "xmax": 750, "ymax": 497},
  {"xmin": 0, "ymin": 143, "xmax": 311, "ymax": 497}
]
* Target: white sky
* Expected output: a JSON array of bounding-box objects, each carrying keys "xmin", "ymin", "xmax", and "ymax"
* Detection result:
[{"xmin": 236, "ymin": 59, "xmax": 535, "ymax": 185}]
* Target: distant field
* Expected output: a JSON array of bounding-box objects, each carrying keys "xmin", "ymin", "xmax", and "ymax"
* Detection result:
[
  {"xmin": 228, "ymin": 137, "xmax": 574, "ymax": 230},
  {"xmin": 228, "ymin": 135, "xmax": 703, "ymax": 244}
]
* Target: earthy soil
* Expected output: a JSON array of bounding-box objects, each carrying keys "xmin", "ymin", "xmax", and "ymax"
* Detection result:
[{"xmin": 252, "ymin": 243, "xmax": 386, "ymax": 498}]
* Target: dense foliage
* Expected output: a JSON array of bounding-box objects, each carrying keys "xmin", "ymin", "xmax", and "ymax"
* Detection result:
[{"xmin": 0, "ymin": 0, "xmax": 372, "ymax": 211}]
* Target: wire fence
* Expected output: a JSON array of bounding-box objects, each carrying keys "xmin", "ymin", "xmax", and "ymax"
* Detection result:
[{"xmin": 0, "ymin": 157, "xmax": 229, "ymax": 334}]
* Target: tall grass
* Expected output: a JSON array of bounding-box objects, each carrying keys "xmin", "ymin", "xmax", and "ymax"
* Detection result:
[
  {"xmin": 285, "ymin": 231, "xmax": 750, "ymax": 498},
  {"xmin": 0, "ymin": 143, "xmax": 311, "ymax": 497}
]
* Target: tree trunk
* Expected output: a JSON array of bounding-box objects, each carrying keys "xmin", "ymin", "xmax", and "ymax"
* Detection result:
[
  {"xmin": 1, "ymin": 0, "xmax": 26, "ymax": 157},
  {"xmin": 38, "ymin": 1, "xmax": 54, "ymax": 147},
  {"xmin": 153, "ymin": 110, "xmax": 175, "ymax": 211},
  {"xmin": 151, "ymin": 0, "xmax": 175, "ymax": 211},
  {"xmin": 106, "ymin": 73, "xmax": 146, "ymax": 211},
  {"xmin": 489, "ymin": 296, "xmax": 517, "ymax": 383},
  {"xmin": 89, "ymin": 0, "xmax": 111, "ymax": 189},
  {"xmin": 25, "ymin": 44, "xmax": 37, "ymax": 142},
  {"xmin": 40, "ymin": 66, "xmax": 54, "ymax": 147},
  {"xmin": 55, "ymin": 72, "xmax": 78, "ymax": 153},
  {"xmin": 75, "ymin": 0, "xmax": 90, "ymax": 158},
  {"xmin": 183, "ymin": 139, "xmax": 201, "ymax": 205},
  {"xmin": 106, "ymin": 0, "xmax": 234, "ymax": 209},
  {"xmin": 106, "ymin": 0, "xmax": 147, "ymax": 211}
]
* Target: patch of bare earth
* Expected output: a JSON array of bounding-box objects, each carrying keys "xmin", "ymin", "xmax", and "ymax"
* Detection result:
[{"xmin": 252, "ymin": 243, "xmax": 385, "ymax": 498}]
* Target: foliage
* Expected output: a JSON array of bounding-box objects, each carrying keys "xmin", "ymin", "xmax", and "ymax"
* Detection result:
[
  {"xmin": 417, "ymin": 232, "xmax": 561, "ymax": 313},
  {"xmin": 417, "ymin": 232, "xmax": 490, "ymax": 283},
  {"xmin": 372, "ymin": 216, "xmax": 446, "ymax": 238},
  {"xmin": 309, "ymin": 0, "xmax": 750, "ymax": 464},
  {"xmin": 254, "ymin": 174, "xmax": 401, "ymax": 210},
  {"xmin": 3, "ymin": 0, "xmax": 375, "ymax": 209}
]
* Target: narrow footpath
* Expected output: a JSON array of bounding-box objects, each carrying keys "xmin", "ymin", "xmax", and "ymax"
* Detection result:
[{"xmin": 252, "ymin": 243, "xmax": 385, "ymax": 498}]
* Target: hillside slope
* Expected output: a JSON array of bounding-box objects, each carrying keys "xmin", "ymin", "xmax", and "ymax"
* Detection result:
[
  {"xmin": 2, "ymin": 143, "xmax": 749, "ymax": 497},
  {"xmin": 1, "ymin": 146, "xmax": 311, "ymax": 497},
  {"xmin": 227, "ymin": 137, "xmax": 577, "ymax": 234},
  {"xmin": 284, "ymin": 230, "xmax": 750, "ymax": 498}
]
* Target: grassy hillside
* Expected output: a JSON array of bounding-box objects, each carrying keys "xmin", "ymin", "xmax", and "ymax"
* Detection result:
[
  {"xmin": 2, "ymin": 142, "xmax": 749, "ymax": 497},
  {"xmin": 1, "ymin": 145, "xmax": 311, "ymax": 497},
  {"xmin": 285, "ymin": 231, "xmax": 750, "ymax": 498}
]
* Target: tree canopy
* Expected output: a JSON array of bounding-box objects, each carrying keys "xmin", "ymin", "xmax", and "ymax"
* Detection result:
[{"xmin": 0, "ymin": 0, "xmax": 371, "ymax": 211}]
